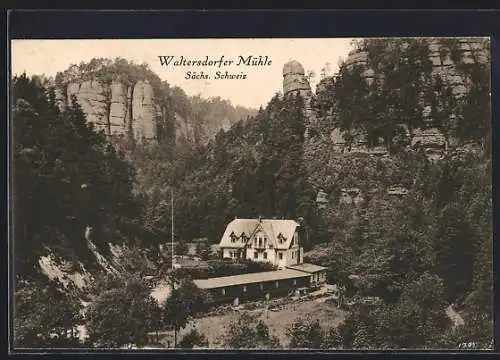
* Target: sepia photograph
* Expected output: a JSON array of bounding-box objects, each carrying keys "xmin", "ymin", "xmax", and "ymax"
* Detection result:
[{"xmin": 10, "ymin": 37, "xmax": 492, "ymax": 350}]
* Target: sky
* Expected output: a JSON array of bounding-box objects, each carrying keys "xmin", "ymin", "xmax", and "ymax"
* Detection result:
[{"xmin": 11, "ymin": 38, "xmax": 355, "ymax": 109}]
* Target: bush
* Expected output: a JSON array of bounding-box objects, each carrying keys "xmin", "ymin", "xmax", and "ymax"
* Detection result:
[{"xmin": 178, "ymin": 328, "xmax": 209, "ymax": 349}]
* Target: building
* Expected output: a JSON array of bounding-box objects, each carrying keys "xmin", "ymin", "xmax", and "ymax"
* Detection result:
[
  {"xmin": 194, "ymin": 269, "xmax": 311, "ymax": 306},
  {"xmin": 193, "ymin": 218, "xmax": 329, "ymax": 305},
  {"xmin": 286, "ymin": 263, "xmax": 328, "ymax": 288},
  {"xmin": 193, "ymin": 265, "xmax": 328, "ymax": 306},
  {"xmin": 219, "ymin": 217, "xmax": 304, "ymax": 269}
]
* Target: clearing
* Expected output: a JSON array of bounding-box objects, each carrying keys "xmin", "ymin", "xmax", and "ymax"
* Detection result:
[{"xmin": 156, "ymin": 298, "xmax": 346, "ymax": 348}]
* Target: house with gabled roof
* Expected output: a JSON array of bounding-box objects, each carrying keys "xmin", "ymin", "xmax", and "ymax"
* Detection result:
[
  {"xmin": 191, "ymin": 217, "xmax": 328, "ymax": 306},
  {"xmin": 219, "ymin": 217, "xmax": 304, "ymax": 269}
]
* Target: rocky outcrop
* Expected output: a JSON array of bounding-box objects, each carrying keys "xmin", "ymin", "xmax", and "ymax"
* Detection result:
[
  {"xmin": 316, "ymin": 189, "xmax": 328, "ymax": 209},
  {"xmin": 319, "ymin": 38, "xmax": 489, "ymax": 161},
  {"xmin": 67, "ymin": 80, "xmax": 109, "ymax": 133},
  {"xmin": 283, "ymin": 60, "xmax": 311, "ymax": 95},
  {"xmin": 53, "ymin": 59, "xmax": 257, "ymax": 146},
  {"xmin": 109, "ymin": 80, "xmax": 130, "ymax": 136},
  {"xmin": 344, "ymin": 37, "xmax": 489, "ymax": 104},
  {"xmin": 131, "ymin": 80, "xmax": 158, "ymax": 141},
  {"xmin": 60, "ymin": 79, "xmax": 157, "ymax": 142},
  {"xmin": 283, "ymin": 60, "xmax": 315, "ymax": 120},
  {"xmin": 340, "ymin": 188, "xmax": 364, "ymax": 206},
  {"xmin": 175, "ymin": 113, "xmax": 195, "ymax": 142}
]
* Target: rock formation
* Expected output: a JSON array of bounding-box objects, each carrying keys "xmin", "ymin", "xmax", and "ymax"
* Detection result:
[
  {"xmin": 316, "ymin": 189, "xmax": 329, "ymax": 209},
  {"xmin": 109, "ymin": 80, "xmax": 130, "ymax": 136},
  {"xmin": 59, "ymin": 79, "xmax": 158, "ymax": 142},
  {"xmin": 131, "ymin": 80, "xmax": 158, "ymax": 141},
  {"xmin": 343, "ymin": 37, "xmax": 489, "ymax": 107},
  {"xmin": 323, "ymin": 38, "xmax": 489, "ymax": 160},
  {"xmin": 67, "ymin": 80, "xmax": 109, "ymax": 133},
  {"xmin": 340, "ymin": 188, "xmax": 364, "ymax": 206},
  {"xmin": 283, "ymin": 60, "xmax": 315, "ymax": 120},
  {"xmin": 52, "ymin": 60, "xmax": 256, "ymax": 146}
]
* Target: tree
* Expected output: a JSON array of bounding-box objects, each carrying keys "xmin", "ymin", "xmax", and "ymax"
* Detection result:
[
  {"xmin": 163, "ymin": 288, "xmax": 189, "ymax": 348},
  {"xmin": 286, "ymin": 317, "xmax": 325, "ymax": 349},
  {"xmin": 339, "ymin": 273, "xmax": 451, "ymax": 349},
  {"xmin": 14, "ymin": 279, "xmax": 84, "ymax": 348},
  {"xmin": 86, "ymin": 275, "xmax": 160, "ymax": 348},
  {"xmin": 13, "ymin": 74, "xmax": 142, "ymax": 276},
  {"xmin": 219, "ymin": 312, "xmax": 281, "ymax": 349},
  {"xmin": 322, "ymin": 327, "xmax": 343, "ymax": 349},
  {"xmin": 434, "ymin": 201, "xmax": 475, "ymax": 302},
  {"xmin": 178, "ymin": 328, "xmax": 209, "ymax": 349}
]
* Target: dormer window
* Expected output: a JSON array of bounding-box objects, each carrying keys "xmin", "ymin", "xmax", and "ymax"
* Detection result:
[
  {"xmin": 230, "ymin": 231, "xmax": 238, "ymax": 243},
  {"xmin": 278, "ymin": 233, "xmax": 286, "ymax": 244},
  {"xmin": 241, "ymin": 233, "xmax": 247, "ymax": 242}
]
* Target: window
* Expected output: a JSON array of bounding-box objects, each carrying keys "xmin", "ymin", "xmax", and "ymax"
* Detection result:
[
  {"xmin": 259, "ymin": 238, "xmax": 262, "ymax": 247},
  {"xmin": 243, "ymin": 285, "xmax": 247, "ymax": 293},
  {"xmin": 278, "ymin": 233, "xmax": 286, "ymax": 244},
  {"xmin": 292, "ymin": 252, "xmax": 294, "ymax": 259},
  {"xmin": 260, "ymin": 283, "xmax": 264, "ymax": 290},
  {"xmin": 278, "ymin": 252, "xmax": 283, "ymax": 260},
  {"xmin": 263, "ymin": 252, "xmax": 267, "ymax": 259},
  {"xmin": 275, "ymin": 281, "xmax": 279, "ymax": 288},
  {"xmin": 293, "ymin": 279, "xmax": 297, "ymax": 286},
  {"xmin": 221, "ymin": 288, "xmax": 226, "ymax": 295},
  {"xmin": 254, "ymin": 252, "xmax": 258, "ymax": 259}
]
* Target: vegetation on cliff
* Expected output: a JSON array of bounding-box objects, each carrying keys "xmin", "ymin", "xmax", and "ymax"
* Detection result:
[
  {"xmin": 313, "ymin": 38, "xmax": 490, "ymax": 149},
  {"xmin": 12, "ymin": 38, "xmax": 492, "ymax": 349}
]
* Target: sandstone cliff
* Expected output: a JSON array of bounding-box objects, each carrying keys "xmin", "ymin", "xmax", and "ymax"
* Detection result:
[
  {"xmin": 53, "ymin": 59, "xmax": 257, "ymax": 146},
  {"xmin": 313, "ymin": 37, "xmax": 490, "ymax": 156},
  {"xmin": 283, "ymin": 60, "xmax": 315, "ymax": 119},
  {"xmin": 56, "ymin": 76, "xmax": 161, "ymax": 143}
]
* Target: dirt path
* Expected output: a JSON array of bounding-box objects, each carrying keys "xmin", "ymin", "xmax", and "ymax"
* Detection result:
[{"xmin": 446, "ymin": 305, "xmax": 465, "ymax": 328}]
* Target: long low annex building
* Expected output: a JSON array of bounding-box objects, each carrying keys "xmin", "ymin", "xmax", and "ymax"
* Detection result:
[
  {"xmin": 193, "ymin": 217, "xmax": 329, "ymax": 306},
  {"xmin": 193, "ymin": 267, "xmax": 326, "ymax": 306}
]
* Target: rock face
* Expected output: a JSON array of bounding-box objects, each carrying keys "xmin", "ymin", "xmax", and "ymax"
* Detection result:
[
  {"xmin": 109, "ymin": 80, "xmax": 130, "ymax": 136},
  {"xmin": 316, "ymin": 189, "xmax": 328, "ymax": 209},
  {"xmin": 340, "ymin": 188, "xmax": 364, "ymax": 206},
  {"xmin": 283, "ymin": 60, "xmax": 311, "ymax": 95},
  {"xmin": 282, "ymin": 60, "xmax": 318, "ymax": 140},
  {"xmin": 132, "ymin": 80, "xmax": 158, "ymax": 141},
  {"xmin": 344, "ymin": 37, "xmax": 489, "ymax": 104},
  {"xmin": 175, "ymin": 113, "xmax": 195, "ymax": 142},
  {"xmin": 61, "ymin": 79, "xmax": 158, "ymax": 142},
  {"xmin": 283, "ymin": 60, "xmax": 314, "ymax": 120},
  {"xmin": 67, "ymin": 80, "xmax": 109, "ymax": 133},
  {"xmin": 326, "ymin": 38, "xmax": 489, "ymax": 160}
]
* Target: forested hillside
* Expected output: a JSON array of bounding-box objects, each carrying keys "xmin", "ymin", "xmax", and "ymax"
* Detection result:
[
  {"xmin": 12, "ymin": 37, "xmax": 492, "ymax": 349},
  {"xmin": 129, "ymin": 38, "xmax": 491, "ymax": 348}
]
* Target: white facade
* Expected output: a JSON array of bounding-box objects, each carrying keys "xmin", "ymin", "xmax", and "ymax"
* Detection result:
[{"xmin": 219, "ymin": 218, "xmax": 304, "ymax": 269}]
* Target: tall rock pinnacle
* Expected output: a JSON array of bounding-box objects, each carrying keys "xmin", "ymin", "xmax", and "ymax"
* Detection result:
[{"xmin": 282, "ymin": 60, "xmax": 315, "ymax": 134}]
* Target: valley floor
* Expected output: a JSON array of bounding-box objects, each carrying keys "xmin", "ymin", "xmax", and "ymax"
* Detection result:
[{"xmin": 154, "ymin": 296, "xmax": 346, "ymax": 348}]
